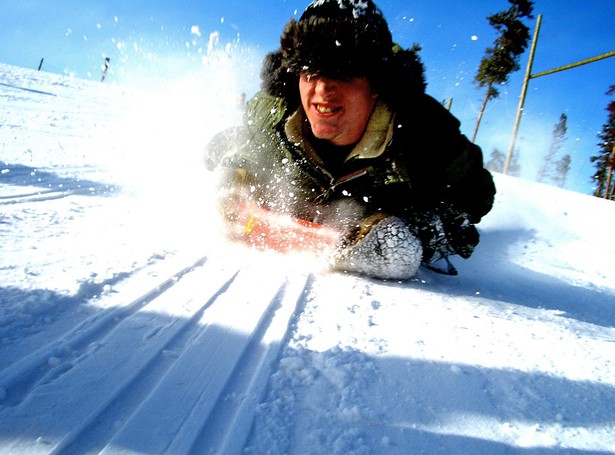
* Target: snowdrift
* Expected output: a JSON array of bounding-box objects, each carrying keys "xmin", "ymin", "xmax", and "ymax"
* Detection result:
[{"xmin": 1, "ymin": 62, "xmax": 615, "ymax": 454}]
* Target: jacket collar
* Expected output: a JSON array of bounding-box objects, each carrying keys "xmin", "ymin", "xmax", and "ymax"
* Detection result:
[{"xmin": 284, "ymin": 100, "xmax": 395, "ymax": 163}]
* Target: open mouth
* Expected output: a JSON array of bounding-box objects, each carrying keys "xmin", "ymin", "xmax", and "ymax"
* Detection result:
[{"xmin": 315, "ymin": 104, "xmax": 342, "ymax": 114}]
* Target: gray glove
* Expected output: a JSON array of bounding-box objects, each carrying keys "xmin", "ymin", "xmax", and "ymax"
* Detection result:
[{"xmin": 330, "ymin": 216, "xmax": 423, "ymax": 281}]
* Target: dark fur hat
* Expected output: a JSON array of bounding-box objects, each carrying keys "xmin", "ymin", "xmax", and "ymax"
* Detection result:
[{"xmin": 261, "ymin": 0, "xmax": 426, "ymax": 110}]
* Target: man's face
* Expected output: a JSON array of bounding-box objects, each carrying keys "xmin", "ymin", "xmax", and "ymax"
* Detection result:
[{"xmin": 299, "ymin": 73, "xmax": 378, "ymax": 146}]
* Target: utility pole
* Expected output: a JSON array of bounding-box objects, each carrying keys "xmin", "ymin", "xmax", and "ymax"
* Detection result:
[{"xmin": 503, "ymin": 14, "xmax": 542, "ymax": 175}]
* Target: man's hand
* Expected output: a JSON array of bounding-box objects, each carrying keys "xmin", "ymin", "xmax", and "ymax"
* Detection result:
[{"xmin": 216, "ymin": 167, "xmax": 254, "ymax": 222}]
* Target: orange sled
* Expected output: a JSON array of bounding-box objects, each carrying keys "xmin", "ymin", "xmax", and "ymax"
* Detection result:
[{"xmin": 229, "ymin": 204, "xmax": 341, "ymax": 254}]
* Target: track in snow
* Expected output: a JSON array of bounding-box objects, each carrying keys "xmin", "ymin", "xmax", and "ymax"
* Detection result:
[
  {"xmin": 0, "ymin": 256, "xmax": 312, "ymax": 455},
  {"xmin": 0, "ymin": 163, "xmax": 118, "ymax": 206},
  {"xmin": 0, "ymin": 187, "xmax": 112, "ymax": 205}
]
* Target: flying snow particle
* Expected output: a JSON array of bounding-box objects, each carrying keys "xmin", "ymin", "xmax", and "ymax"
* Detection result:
[
  {"xmin": 207, "ymin": 31, "xmax": 220, "ymax": 54},
  {"xmin": 471, "ymin": 35, "xmax": 478, "ymax": 41},
  {"xmin": 191, "ymin": 25, "xmax": 202, "ymax": 37}
]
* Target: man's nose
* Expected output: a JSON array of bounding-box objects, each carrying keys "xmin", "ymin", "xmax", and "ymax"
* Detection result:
[{"xmin": 315, "ymin": 76, "xmax": 337, "ymax": 94}]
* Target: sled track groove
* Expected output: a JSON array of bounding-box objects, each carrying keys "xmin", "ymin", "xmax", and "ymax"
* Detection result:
[
  {"xmin": 0, "ymin": 256, "xmax": 312, "ymax": 455},
  {"xmin": 0, "ymin": 187, "xmax": 110, "ymax": 205},
  {"xmin": 0, "ymin": 255, "xmax": 210, "ymax": 408}
]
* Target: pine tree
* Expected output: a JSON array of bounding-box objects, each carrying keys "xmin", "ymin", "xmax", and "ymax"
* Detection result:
[
  {"xmin": 487, "ymin": 147, "xmax": 521, "ymax": 175},
  {"xmin": 485, "ymin": 148, "xmax": 506, "ymax": 173},
  {"xmin": 590, "ymin": 85, "xmax": 615, "ymax": 199},
  {"xmin": 507, "ymin": 149, "xmax": 521, "ymax": 177},
  {"xmin": 553, "ymin": 154, "xmax": 571, "ymax": 188},
  {"xmin": 472, "ymin": 0, "xmax": 534, "ymax": 142},
  {"xmin": 538, "ymin": 113, "xmax": 568, "ymax": 184}
]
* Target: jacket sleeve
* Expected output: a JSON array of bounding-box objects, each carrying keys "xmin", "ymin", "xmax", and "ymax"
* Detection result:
[
  {"xmin": 418, "ymin": 96, "xmax": 495, "ymax": 223},
  {"xmin": 204, "ymin": 92, "xmax": 291, "ymax": 217},
  {"xmin": 405, "ymin": 95, "xmax": 496, "ymax": 260},
  {"xmin": 203, "ymin": 126, "xmax": 243, "ymax": 171}
]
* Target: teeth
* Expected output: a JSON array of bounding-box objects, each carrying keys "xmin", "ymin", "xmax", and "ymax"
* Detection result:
[{"xmin": 316, "ymin": 105, "xmax": 338, "ymax": 114}]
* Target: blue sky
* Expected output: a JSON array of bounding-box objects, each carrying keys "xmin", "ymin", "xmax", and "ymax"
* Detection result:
[{"xmin": 1, "ymin": 0, "xmax": 614, "ymax": 195}]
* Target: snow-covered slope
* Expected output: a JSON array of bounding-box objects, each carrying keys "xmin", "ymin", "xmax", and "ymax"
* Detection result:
[{"xmin": 1, "ymin": 63, "xmax": 614, "ymax": 454}]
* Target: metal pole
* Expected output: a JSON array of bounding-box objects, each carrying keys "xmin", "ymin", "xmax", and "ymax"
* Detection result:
[
  {"xmin": 531, "ymin": 50, "xmax": 615, "ymax": 80},
  {"xmin": 504, "ymin": 14, "xmax": 542, "ymax": 175}
]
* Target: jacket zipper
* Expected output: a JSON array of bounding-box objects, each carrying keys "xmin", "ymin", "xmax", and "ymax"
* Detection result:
[{"xmin": 315, "ymin": 167, "xmax": 371, "ymax": 202}]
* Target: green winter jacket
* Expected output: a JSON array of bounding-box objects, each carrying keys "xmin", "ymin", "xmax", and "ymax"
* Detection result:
[{"xmin": 206, "ymin": 90, "xmax": 495, "ymax": 261}]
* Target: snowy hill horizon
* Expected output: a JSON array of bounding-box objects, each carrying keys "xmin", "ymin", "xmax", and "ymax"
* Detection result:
[{"xmin": 1, "ymin": 62, "xmax": 615, "ymax": 454}]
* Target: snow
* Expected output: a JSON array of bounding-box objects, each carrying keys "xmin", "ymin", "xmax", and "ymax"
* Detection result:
[{"xmin": 1, "ymin": 61, "xmax": 615, "ymax": 454}]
